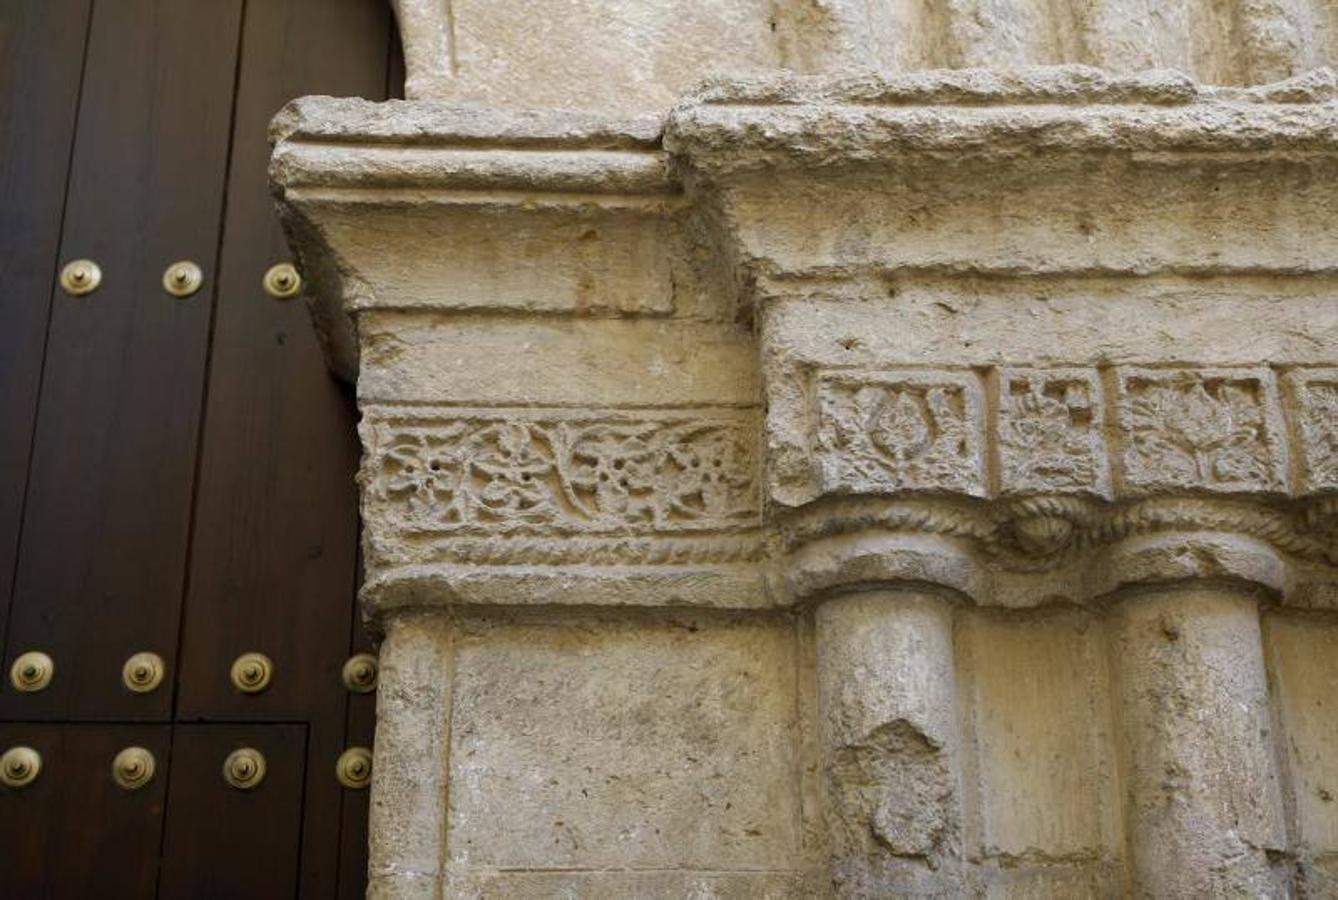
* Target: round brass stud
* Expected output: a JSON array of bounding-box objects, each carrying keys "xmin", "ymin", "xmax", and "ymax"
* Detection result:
[
  {"xmin": 222, "ymin": 747, "xmax": 266, "ymax": 791},
  {"xmin": 341, "ymin": 653, "xmax": 378, "ymax": 694},
  {"xmin": 262, "ymin": 262, "xmax": 301, "ymax": 300},
  {"xmin": 230, "ymin": 652, "xmax": 274, "ymax": 695},
  {"xmin": 111, "ymin": 746, "xmax": 156, "ymax": 791},
  {"xmin": 335, "ymin": 747, "xmax": 372, "ymax": 790},
  {"xmin": 10, "ymin": 651, "xmax": 53, "ymax": 693},
  {"xmin": 122, "ymin": 651, "xmax": 166, "ymax": 694},
  {"xmin": 1, "ymin": 746, "xmax": 41, "ymax": 789},
  {"xmin": 59, "ymin": 259, "xmax": 101, "ymax": 296},
  {"xmin": 162, "ymin": 260, "xmax": 203, "ymax": 298}
]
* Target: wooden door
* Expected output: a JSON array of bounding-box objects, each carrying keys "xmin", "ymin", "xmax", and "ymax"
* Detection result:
[
  {"xmin": 157, "ymin": 724, "xmax": 308, "ymax": 899},
  {"xmin": 0, "ymin": 1, "xmax": 395, "ymax": 894},
  {"xmin": 0, "ymin": 723, "xmax": 171, "ymax": 898}
]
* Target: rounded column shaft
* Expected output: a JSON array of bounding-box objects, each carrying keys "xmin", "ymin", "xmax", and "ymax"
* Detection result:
[
  {"xmin": 814, "ymin": 590, "xmax": 964, "ymax": 897},
  {"xmin": 1110, "ymin": 586, "xmax": 1287, "ymax": 897}
]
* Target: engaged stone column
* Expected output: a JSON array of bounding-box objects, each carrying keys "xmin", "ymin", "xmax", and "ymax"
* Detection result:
[
  {"xmin": 367, "ymin": 613, "xmax": 455, "ymax": 900},
  {"xmin": 1106, "ymin": 542, "xmax": 1288, "ymax": 897},
  {"xmin": 814, "ymin": 589, "xmax": 964, "ymax": 896}
]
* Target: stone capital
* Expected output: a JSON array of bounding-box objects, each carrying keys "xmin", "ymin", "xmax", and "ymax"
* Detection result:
[{"xmin": 272, "ymin": 67, "xmax": 1338, "ymax": 619}]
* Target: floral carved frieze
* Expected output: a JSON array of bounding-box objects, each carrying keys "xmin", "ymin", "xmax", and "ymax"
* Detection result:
[
  {"xmin": 361, "ymin": 406, "xmax": 761, "ymax": 536},
  {"xmin": 808, "ymin": 366, "xmax": 1326, "ymax": 502},
  {"xmin": 814, "ymin": 371, "xmax": 985, "ymax": 497},
  {"xmin": 998, "ymin": 369, "xmax": 1109, "ymax": 497},
  {"xmin": 1116, "ymin": 368, "xmax": 1287, "ymax": 495},
  {"xmin": 1287, "ymin": 369, "xmax": 1338, "ymax": 493}
]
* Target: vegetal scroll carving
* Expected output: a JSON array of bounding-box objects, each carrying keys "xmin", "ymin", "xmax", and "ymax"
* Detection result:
[
  {"xmin": 365, "ymin": 410, "xmax": 759, "ymax": 533},
  {"xmin": 1118, "ymin": 370, "xmax": 1285, "ymax": 493},
  {"xmin": 1293, "ymin": 372, "xmax": 1338, "ymax": 492},
  {"xmin": 997, "ymin": 369, "xmax": 1108, "ymax": 496},
  {"xmin": 814, "ymin": 372, "xmax": 984, "ymax": 496}
]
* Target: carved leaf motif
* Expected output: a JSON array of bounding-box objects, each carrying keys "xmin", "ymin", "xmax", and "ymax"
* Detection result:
[
  {"xmin": 565, "ymin": 425, "xmax": 658, "ymax": 524},
  {"xmin": 378, "ymin": 425, "xmax": 470, "ymax": 523},
  {"xmin": 1124, "ymin": 372, "xmax": 1278, "ymax": 491},
  {"xmin": 659, "ymin": 425, "xmax": 755, "ymax": 523},
  {"xmin": 815, "ymin": 373, "xmax": 982, "ymax": 495},
  {"xmin": 1299, "ymin": 381, "xmax": 1338, "ymax": 490},
  {"xmin": 467, "ymin": 423, "xmax": 558, "ymax": 521},
  {"xmin": 366, "ymin": 412, "xmax": 758, "ymax": 534},
  {"xmin": 997, "ymin": 373, "xmax": 1102, "ymax": 494},
  {"xmin": 869, "ymin": 392, "xmax": 932, "ymax": 462}
]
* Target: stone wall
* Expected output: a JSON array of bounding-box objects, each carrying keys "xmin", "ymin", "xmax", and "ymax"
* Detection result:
[
  {"xmin": 392, "ymin": 0, "xmax": 1338, "ymax": 107},
  {"xmin": 273, "ymin": 5, "xmax": 1338, "ymax": 897}
]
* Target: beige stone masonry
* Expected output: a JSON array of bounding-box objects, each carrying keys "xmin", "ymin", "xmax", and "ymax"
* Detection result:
[
  {"xmin": 391, "ymin": 0, "xmax": 1338, "ymax": 109},
  {"xmin": 274, "ymin": 65, "xmax": 1338, "ymax": 897}
]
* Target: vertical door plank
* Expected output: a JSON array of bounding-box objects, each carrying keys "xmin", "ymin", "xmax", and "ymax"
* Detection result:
[
  {"xmin": 0, "ymin": 0, "xmax": 244, "ymax": 720},
  {"xmin": 0, "ymin": 0, "xmax": 92, "ymax": 651},
  {"xmin": 339, "ymin": 554, "xmax": 378, "ymax": 899},
  {"xmin": 157, "ymin": 723, "xmax": 307, "ymax": 899},
  {"xmin": 339, "ymin": 695, "xmax": 377, "ymax": 899},
  {"xmin": 0, "ymin": 723, "xmax": 171, "ymax": 899},
  {"xmin": 174, "ymin": 0, "xmax": 390, "ymax": 895}
]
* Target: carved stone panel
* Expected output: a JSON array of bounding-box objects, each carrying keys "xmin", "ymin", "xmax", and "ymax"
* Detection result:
[
  {"xmin": 813, "ymin": 370, "xmax": 985, "ymax": 497},
  {"xmin": 1288, "ymin": 368, "xmax": 1338, "ymax": 493},
  {"xmin": 1114, "ymin": 368, "xmax": 1287, "ymax": 495},
  {"xmin": 362, "ymin": 405, "xmax": 761, "ymax": 536},
  {"xmin": 997, "ymin": 368, "xmax": 1110, "ymax": 497}
]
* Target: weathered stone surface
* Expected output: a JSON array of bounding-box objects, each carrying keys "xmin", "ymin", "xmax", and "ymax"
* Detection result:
[
  {"xmin": 815, "ymin": 591, "xmax": 965, "ymax": 895},
  {"xmin": 963, "ymin": 612, "xmax": 1119, "ymax": 881},
  {"xmin": 353, "ymin": 317, "xmax": 757, "ymax": 408},
  {"xmin": 273, "ymin": 52, "xmax": 1338, "ymax": 898},
  {"xmin": 1110, "ymin": 588, "xmax": 1289, "ymax": 896},
  {"xmin": 1265, "ymin": 613, "xmax": 1338, "ymax": 893},
  {"xmin": 391, "ymin": 0, "xmax": 1338, "ymax": 110},
  {"xmin": 444, "ymin": 613, "xmax": 802, "ymax": 876},
  {"xmin": 367, "ymin": 614, "xmax": 455, "ymax": 897}
]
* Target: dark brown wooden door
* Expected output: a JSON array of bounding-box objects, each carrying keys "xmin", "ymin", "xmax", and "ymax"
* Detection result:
[
  {"xmin": 157, "ymin": 724, "xmax": 307, "ymax": 899},
  {"xmin": 0, "ymin": 0, "xmax": 394, "ymax": 894},
  {"xmin": 0, "ymin": 723, "xmax": 171, "ymax": 899}
]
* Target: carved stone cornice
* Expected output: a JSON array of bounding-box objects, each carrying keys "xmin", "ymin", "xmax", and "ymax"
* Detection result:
[
  {"xmin": 269, "ymin": 98, "xmax": 675, "ymax": 381},
  {"xmin": 666, "ymin": 68, "xmax": 1338, "ymax": 298},
  {"xmin": 270, "ymin": 67, "xmax": 1338, "ymax": 618}
]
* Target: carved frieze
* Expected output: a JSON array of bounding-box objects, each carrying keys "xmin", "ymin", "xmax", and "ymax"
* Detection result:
[
  {"xmin": 361, "ymin": 406, "xmax": 761, "ymax": 536},
  {"xmin": 1115, "ymin": 368, "xmax": 1287, "ymax": 495},
  {"xmin": 997, "ymin": 368, "xmax": 1109, "ymax": 498},
  {"xmin": 1288, "ymin": 369, "xmax": 1338, "ymax": 493},
  {"xmin": 807, "ymin": 366, "xmax": 1313, "ymax": 505},
  {"xmin": 814, "ymin": 370, "xmax": 986, "ymax": 497}
]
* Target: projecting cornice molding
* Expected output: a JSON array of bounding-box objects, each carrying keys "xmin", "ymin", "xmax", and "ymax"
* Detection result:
[{"xmin": 271, "ymin": 67, "xmax": 1338, "ymax": 617}]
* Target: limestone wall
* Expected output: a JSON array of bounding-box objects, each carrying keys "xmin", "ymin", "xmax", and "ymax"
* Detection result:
[
  {"xmin": 273, "ymin": 10, "xmax": 1338, "ymax": 897},
  {"xmin": 393, "ymin": 0, "xmax": 1338, "ymax": 109}
]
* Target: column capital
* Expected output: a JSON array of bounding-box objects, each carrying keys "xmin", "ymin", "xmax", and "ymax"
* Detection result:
[{"xmin": 271, "ymin": 68, "xmax": 1338, "ymax": 619}]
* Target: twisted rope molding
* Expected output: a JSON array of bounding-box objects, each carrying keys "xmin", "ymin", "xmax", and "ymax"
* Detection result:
[
  {"xmin": 778, "ymin": 495, "xmax": 1338, "ymax": 572},
  {"xmin": 383, "ymin": 532, "xmax": 766, "ymax": 566},
  {"xmin": 372, "ymin": 496, "xmax": 1336, "ymax": 573}
]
